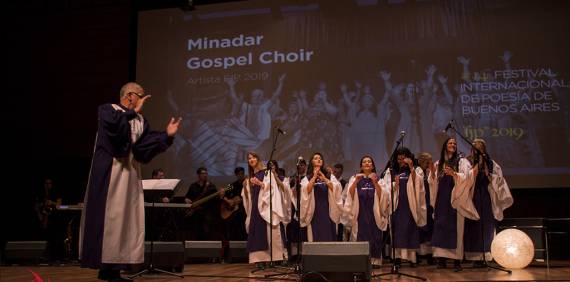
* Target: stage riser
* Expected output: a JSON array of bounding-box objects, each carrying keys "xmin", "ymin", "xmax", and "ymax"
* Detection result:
[
  {"xmin": 184, "ymin": 241, "xmax": 221, "ymax": 263},
  {"xmin": 227, "ymin": 241, "xmax": 247, "ymax": 263}
]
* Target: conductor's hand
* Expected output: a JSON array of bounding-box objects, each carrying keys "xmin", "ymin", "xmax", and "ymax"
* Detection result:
[
  {"xmin": 135, "ymin": 95, "xmax": 151, "ymax": 113},
  {"xmin": 166, "ymin": 117, "xmax": 182, "ymax": 137}
]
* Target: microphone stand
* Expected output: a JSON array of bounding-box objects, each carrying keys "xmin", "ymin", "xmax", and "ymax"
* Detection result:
[
  {"xmin": 293, "ymin": 167, "xmax": 304, "ymax": 275},
  {"xmin": 250, "ymin": 128, "xmax": 296, "ymax": 280},
  {"xmin": 265, "ymin": 160, "xmax": 307, "ymax": 280},
  {"xmin": 380, "ymin": 132, "xmax": 404, "ymax": 179},
  {"xmin": 374, "ymin": 134, "xmax": 427, "ymax": 281},
  {"xmin": 445, "ymin": 122, "xmax": 511, "ymax": 274}
]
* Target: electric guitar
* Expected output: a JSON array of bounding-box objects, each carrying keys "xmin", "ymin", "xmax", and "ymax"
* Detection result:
[{"xmin": 185, "ymin": 184, "xmax": 233, "ymax": 218}]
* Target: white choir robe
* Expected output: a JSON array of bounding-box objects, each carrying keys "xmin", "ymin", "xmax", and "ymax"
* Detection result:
[
  {"xmin": 242, "ymin": 172, "xmax": 291, "ymax": 263},
  {"xmin": 428, "ymin": 158, "xmax": 473, "ymax": 260},
  {"xmin": 419, "ymin": 169, "xmax": 434, "ymax": 256},
  {"xmin": 285, "ymin": 178, "xmax": 299, "ymax": 221},
  {"xmin": 462, "ymin": 160, "xmax": 513, "ymax": 261},
  {"xmin": 80, "ymin": 103, "xmax": 175, "ymax": 269},
  {"xmin": 278, "ymin": 176, "xmax": 293, "ymax": 227},
  {"xmin": 384, "ymin": 168, "xmax": 427, "ymax": 263},
  {"xmin": 343, "ymin": 175, "xmax": 390, "ymax": 265},
  {"xmin": 299, "ymin": 175, "xmax": 344, "ymax": 242}
]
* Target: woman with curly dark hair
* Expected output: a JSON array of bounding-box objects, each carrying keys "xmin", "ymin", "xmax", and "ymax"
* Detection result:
[{"xmin": 387, "ymin": 147, "xmax": 427, "ymax": 267}]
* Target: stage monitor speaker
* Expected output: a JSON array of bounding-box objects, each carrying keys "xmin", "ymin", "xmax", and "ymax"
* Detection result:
[
  {"xmin": 131, "ymin": 241, "xmax": 185, "ymax": 273},
  {"xmin": 5, "ymin": 241, "xmax": 47, "ymax": 265},
  {"xmin": 227, "ymin": 241, "xmax": 247, "ymax": 263},
  {"xmin": 302, "ymin": 242, "xmax": 370, "ymax": 282},
  {"xmin": 185, "ymin": 241, "xmax": 221, "ymax": 263}
]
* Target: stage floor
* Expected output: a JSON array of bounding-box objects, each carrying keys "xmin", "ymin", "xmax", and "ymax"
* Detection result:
[{"xmin": 1, "ymin": 262, "xmax": 570, "ymax": 281}]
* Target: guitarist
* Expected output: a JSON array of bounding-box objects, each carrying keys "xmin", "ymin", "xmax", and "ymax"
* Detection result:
[
  {"xmin": 184, "ymin": 167, "xmax": 222, "ymax": 240},
  {"xmin": 221, "ymin": 167, "xmax": 248, "ymax": 261},
  {"xmin": 36, "ymin": 178, "xmax": 65, "ymax": 262}
]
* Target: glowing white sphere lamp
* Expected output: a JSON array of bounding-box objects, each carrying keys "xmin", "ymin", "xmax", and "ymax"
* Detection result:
[{"xmin": 491, "ymin": 228, "xmax": 534, "ymax": 269}]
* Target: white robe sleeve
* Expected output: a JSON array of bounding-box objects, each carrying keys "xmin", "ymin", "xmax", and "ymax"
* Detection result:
[
  {"xmin": 451, "ymin": 158, "xmax": 479, "ymax": 220},
  {"xmin": 374, "ymin": 177, "xmax": 391, "ymax": 231},
  {"xmin": 299, "ymin": 176, "xmax": 314, "ymax": 227},
  {"xmin": 488, "ymin": 161, "xmax": 514, "ymax": 221},
  {"xmin": 290, "ymin": 180, "xmax": 299, "ymax": 211},
  {"xmin": 258, "ymin": 171, "xmax": 286, "ymax": 226},
  {"xmin": 380, "ymin": 170, "xmax": 395, "ymax": 216},
  {"xmin": 407, "ymin": 167, "xmax": 427, "ymax": 227},
  {"xmin": 328, "ymin": 175, "xmax": 344, "ymax": 224},
  {"xmin": 281, "ymin": 176, "xmax": 293, "ymax": 224},
  {"xmin": 384, "ymin": 170, "xmax": 400, "ymax": 214},
  {"xmin": 343, "ymin": 176, "xmax": 358, "ymax": 228},
  {"xmin": 428, "ymin": 163, "xmax": 438, "ymax": 209},
  {"xmin": 341, "ymin": 181, "xmax": 349, "ymax": 204},
  {"xmin": 242, "ymin": 179, "xmax": 252, "ymax": 233}
]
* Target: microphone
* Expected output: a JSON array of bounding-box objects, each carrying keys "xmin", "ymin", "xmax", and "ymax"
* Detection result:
[
  {"xmin": 277, "ymin": 128, "xmax": 287, "ymax": 135},
  {"xmin": 398, "ymin": 130, "xmax": 406, "ymax": 142},
  {"xmin": 442, "ymin": 120, "xmax": 454, "ymax": 133},
  {"xmin": 296, "ymin": 156, "xmax": 304, "ymax": 166}
]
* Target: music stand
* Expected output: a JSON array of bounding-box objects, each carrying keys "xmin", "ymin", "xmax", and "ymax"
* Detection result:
[{"xmin": 129, "ymin": 179, "xmax": 184, "ymax": 279}]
